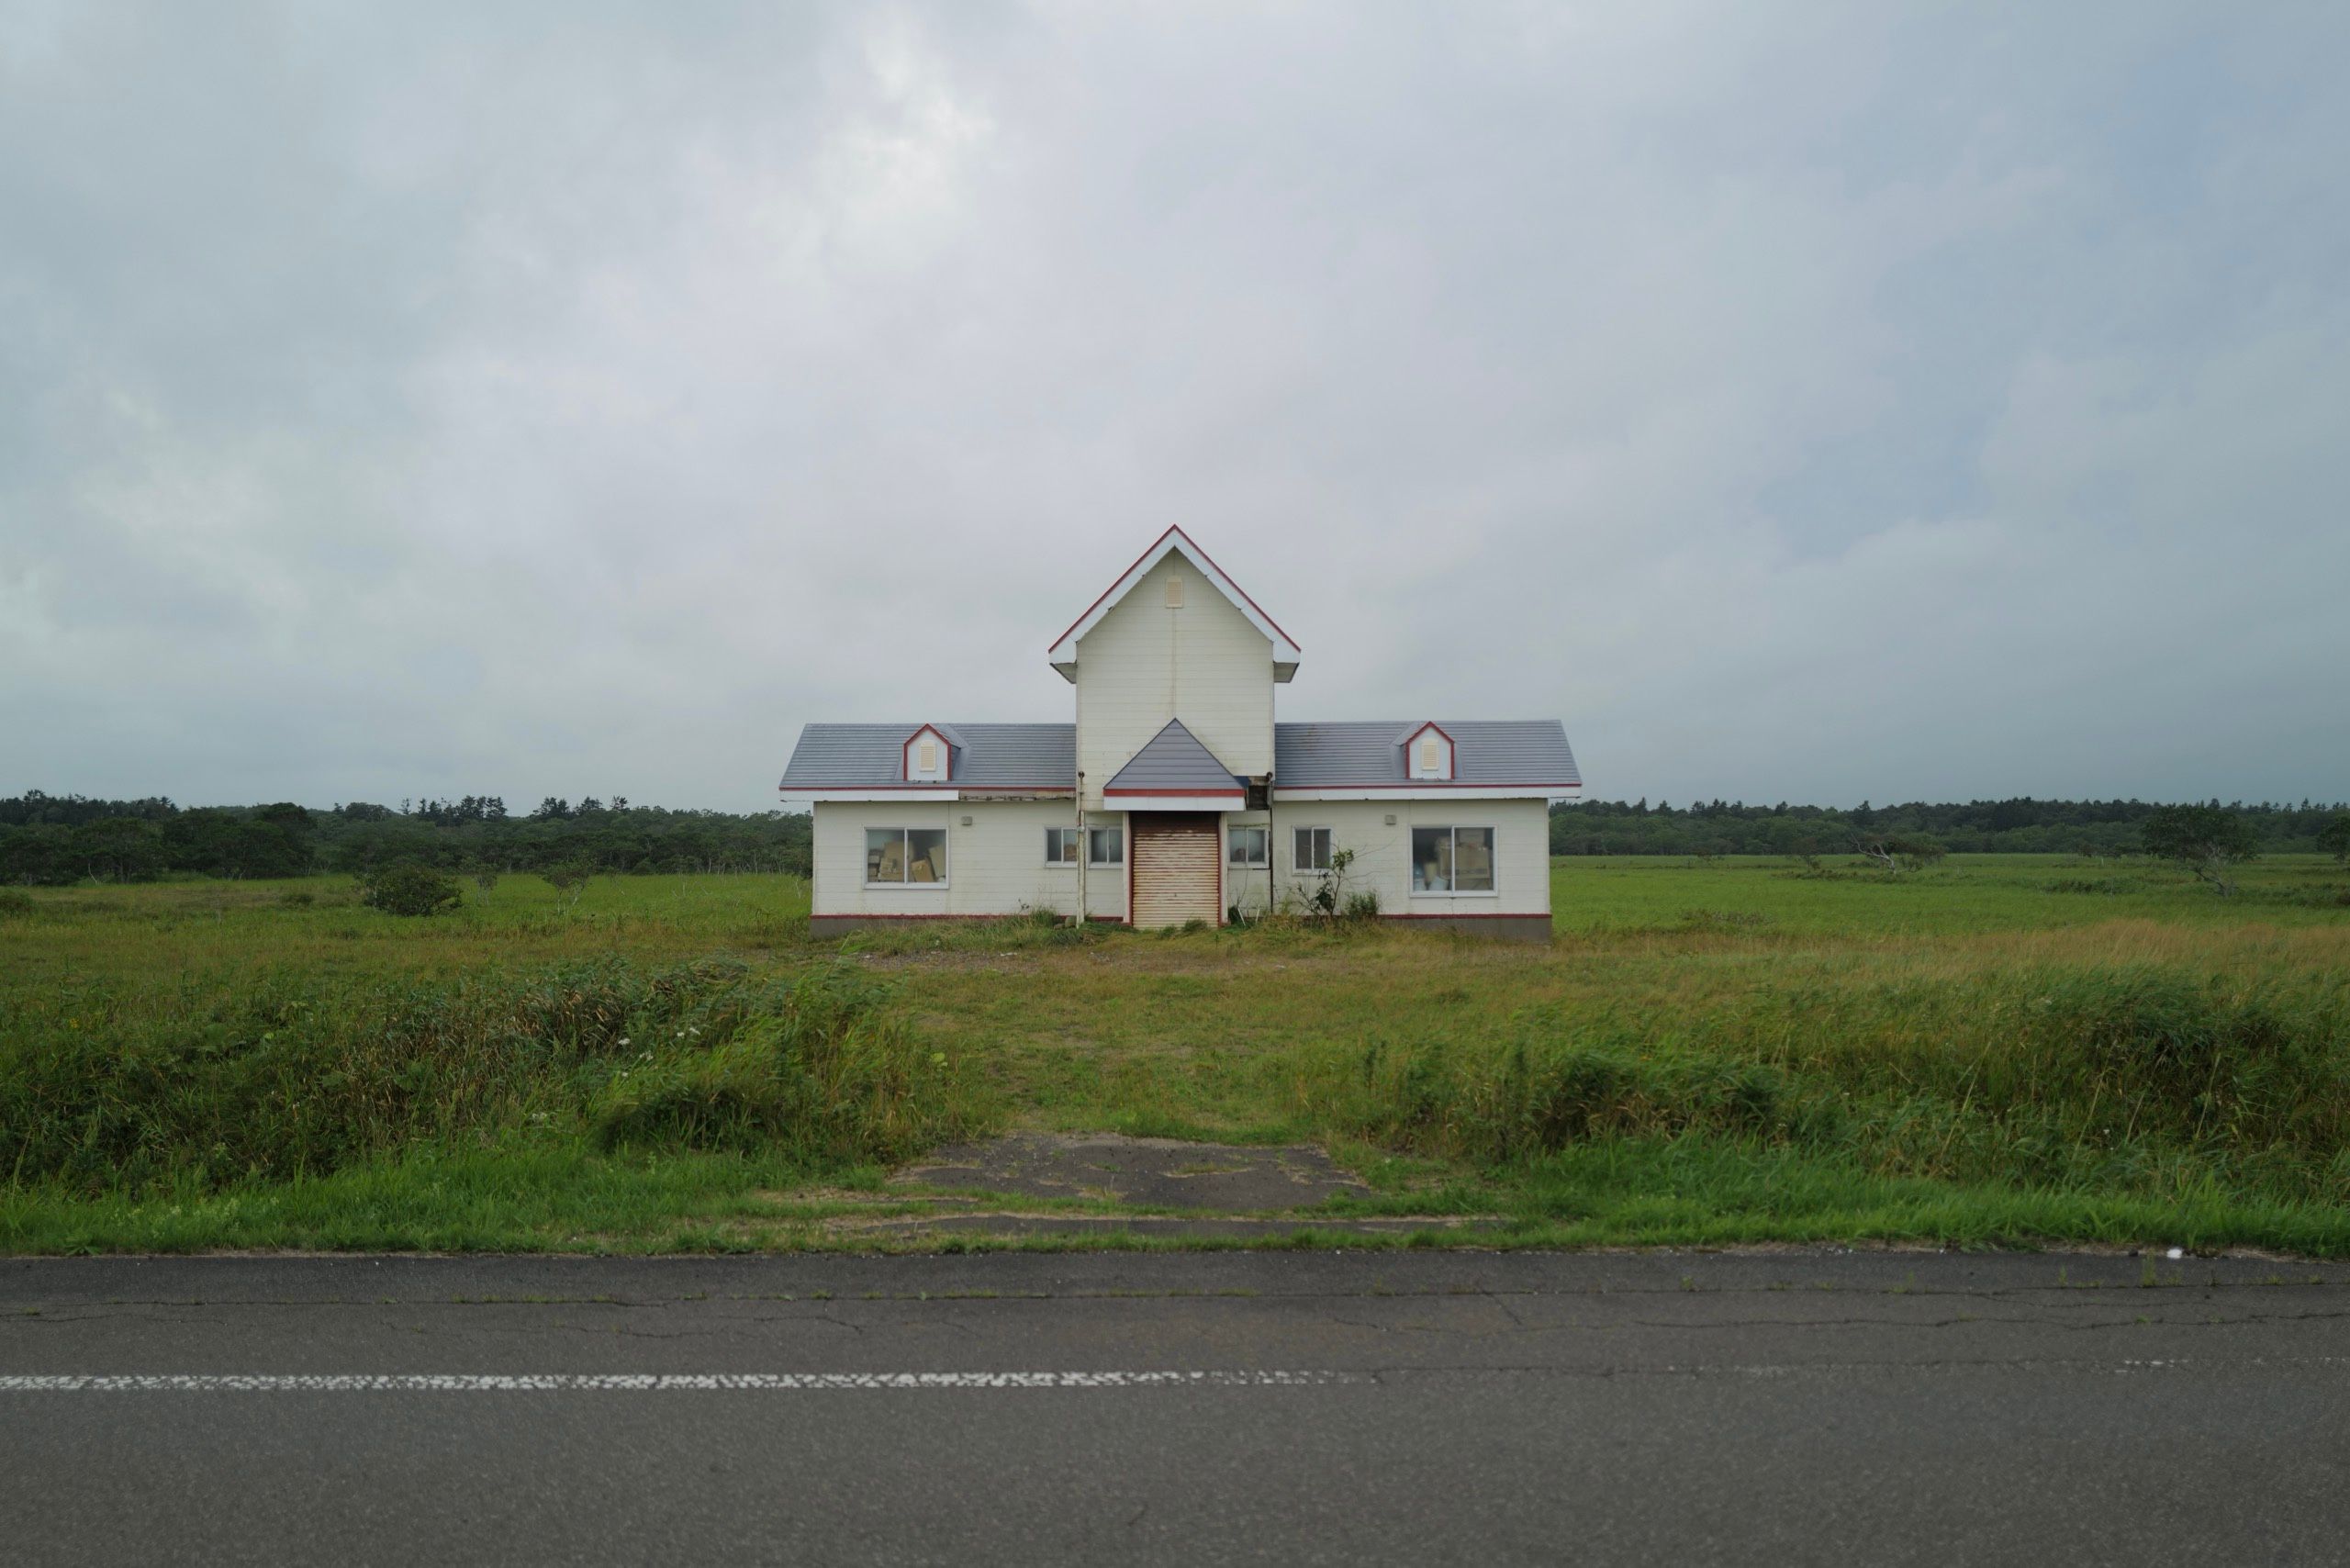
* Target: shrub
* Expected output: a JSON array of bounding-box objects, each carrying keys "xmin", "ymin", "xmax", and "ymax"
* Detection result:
[
  {"xmin": 355, "ymin": 862, "xmax": 461, "ymax": 917},
  {"xmin": 2142, "ymin": 805, "xmax": 2259, "ymax": 895},
  {"xmin": 542, "ymin": 858, "xmax": 593, "ymax": 913},
  {"xmin": 0, "ymin": 888, "xmax": 34, "ymax": 918}
]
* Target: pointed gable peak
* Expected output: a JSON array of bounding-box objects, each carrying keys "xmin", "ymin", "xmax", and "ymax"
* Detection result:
[
  {"xmin": 1047, "ymin": 526, "xmax": 1300, "ymax": 682},
  {"xmin": 1102, "ymin": 717, "xmax": 1247, "ymax": 802}
]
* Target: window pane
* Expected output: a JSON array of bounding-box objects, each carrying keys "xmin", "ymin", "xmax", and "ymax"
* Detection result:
[
  {"xmin": 1411, "ymin": 826, "xmax": 1449, "ymax": 892},
  {"xmin": 918, "ymin": 740, "xmax": 937, "ymax": 773},
  {"xmin": 1228, "ymin": 826, "xmax": 1267, "ymax": 867},
  {"xmin": 1090, "ymin": 826, "xmax": 1123, "ymax": 865},
  {"xmin": 905, "ymin": 828, "xmax": 947, "ymax": 883},
  {"xmin": 1294, "ymin": 826, "xmax": 1331, "ymax": 870},
  {"xmin": 1046, "ymin": 827, "xmax": 1077, "ymax": 864},
  {"xmin": 1454, "ymin": 827, "xmax": 1494, "ymax": 891},
  {"xmin": 866, "ymin": 828, "xmax": 904, "ymax": 883}
]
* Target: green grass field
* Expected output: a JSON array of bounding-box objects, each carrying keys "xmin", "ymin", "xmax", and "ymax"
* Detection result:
[{"xmin": 5, "ymin": 855, "xmax": 2348, "ymax": 1254}]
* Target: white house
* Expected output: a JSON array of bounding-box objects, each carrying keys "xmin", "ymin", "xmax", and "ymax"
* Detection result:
[{"xmin": 778, "ymin": 528, "xmax": 1582, "ymax": 939}]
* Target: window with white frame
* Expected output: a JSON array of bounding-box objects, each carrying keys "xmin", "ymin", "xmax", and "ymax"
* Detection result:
[
  {"xmin": 1088, "ymin": 825, "xmax": 1125, "ymax": 866},
  {"xmin": 1227, "ymin": 825, "xmax": 1269, "ymax": 868},
  {"xmin": 867, "ymin": 826, "xmax": 948, "ymax": 885},
  {"xmin": 1293, "ymin": 825, "xmax": 1333, "ymax": 871},
  {"xmin": 1045, "ymin": 826, "xmax": 1081, "ymax": 866},
  {"xmin": 1409, "ymin": 826, "xmax": 1494, "ymax": 893}
]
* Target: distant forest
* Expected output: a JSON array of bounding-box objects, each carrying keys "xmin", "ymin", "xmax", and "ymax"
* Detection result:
[
  {"xmin": 1548, "ymin": 797, "xmax": 2350, "ymax": 857},
  {"xmin": 6, "ymin": 790, "xmax": 2347, "ymax": 886},
  {"xmin": 0, "ymin": 793, "xmax": 811, "ymax": 885}
]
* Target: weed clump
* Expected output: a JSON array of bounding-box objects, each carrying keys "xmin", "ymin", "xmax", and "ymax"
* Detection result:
[{"xmin": 592, "ymin": 968, "xmax": 951, "ymax": 1159}]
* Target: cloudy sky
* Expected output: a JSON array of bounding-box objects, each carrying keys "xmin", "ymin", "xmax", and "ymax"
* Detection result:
[{"xmin": 4, "ymin": 3, "xmax": 2344, "ymax": 811}]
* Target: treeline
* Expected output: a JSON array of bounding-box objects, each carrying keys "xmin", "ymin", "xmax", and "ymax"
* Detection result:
[
  {"xmin": 1549, "ymin": 797, "xmax": 2350, "ymax": 857},
  {"xmin": 0, "ymin": 792, "xmax": 812, "ymax": 885}
]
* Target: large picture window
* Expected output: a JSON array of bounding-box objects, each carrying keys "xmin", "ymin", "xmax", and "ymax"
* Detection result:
[
  {"xmin": 1089, "ymin": 825, "xmax": 1125, "ymax": 866},
  {"xmin": 1045, "ymin": 827, "xmax": 1080, "ymax": 866},
  {"xmin": 1410, "ymin": 826, "xmax": 1494, "ymax": 894},
  {"xmin": 1293, "ymin": 826, "xmax": 1333, "ymax": 871},
  {"xmin": 867, "ymin": 826, "xmax": 948, "ymax": 885},
  {"xmin": 1228, "ymin": 825, "xmax": 1269, "ymax": 868}
]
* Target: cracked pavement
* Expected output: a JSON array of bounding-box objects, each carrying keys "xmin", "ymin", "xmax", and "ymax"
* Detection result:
[{"xmin": 6, "ymin": 1250, "xmax": 2350, "ymax": 1564}]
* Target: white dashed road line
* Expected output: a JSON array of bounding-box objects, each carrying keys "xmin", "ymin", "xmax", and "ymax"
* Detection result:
[{"xmin": 0, "ymin": 1370, "xmax": 1368, "ymax": 1393}]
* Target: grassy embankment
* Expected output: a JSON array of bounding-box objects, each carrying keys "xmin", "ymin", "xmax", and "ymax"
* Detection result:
[{"xmin": 3, "ymin": 855, "xmax": 2348, "ymax": 1253}]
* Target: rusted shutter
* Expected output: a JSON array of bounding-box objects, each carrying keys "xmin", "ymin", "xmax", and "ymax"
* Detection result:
[{"xmin": 1130, "ymin": 813, "xmax": 1221, "ymax": 928}]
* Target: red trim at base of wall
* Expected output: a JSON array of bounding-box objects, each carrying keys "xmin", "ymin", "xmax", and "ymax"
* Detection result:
[{"xmin": 1380, "ymin": 912, "xmax": 1548, "ymax": 920}]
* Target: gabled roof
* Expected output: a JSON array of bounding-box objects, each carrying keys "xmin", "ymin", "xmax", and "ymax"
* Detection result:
[
  {"xmin": 1274, "ymin": 721, "xmax": 1580, "ymax": 789},
  {"xmin": 781, "ymin": 724, "xmax": 1073, "ymax": 790},
  {"xmin": 778, "ymin": 719, "xmax": 1580, "ymax": 796},
  {"xmin": 1102, "ymin": 719, "xmax": 1246, "ymax": 798},
  {"xmin": 1048, "ymin": 526, "xmax": 1301, "ymax": 683}
]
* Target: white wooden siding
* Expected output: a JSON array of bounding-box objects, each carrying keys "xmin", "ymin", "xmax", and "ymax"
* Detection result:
[
  {"xmin": 811, "ymin": 801, "xmax": 1128, "ymax": 921},
  {"xmin": 1076, "ymin": 552, "xmax": 1273, "ymax": 808},
  {"xmin": 1241, "ymin": 799, "xmax": 1552, "ymax": 917}
]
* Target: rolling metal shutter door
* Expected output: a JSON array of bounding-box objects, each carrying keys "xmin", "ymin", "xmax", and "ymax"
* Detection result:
[{"xmin": 1130, "ymin": 813, "xmax": 1221, "ymax": 928}]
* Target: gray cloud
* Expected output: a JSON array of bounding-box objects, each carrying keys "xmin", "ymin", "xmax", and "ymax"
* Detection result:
[{"xmin": 3, "ymin": 2, "xmax": 2344, "ymax": 808}]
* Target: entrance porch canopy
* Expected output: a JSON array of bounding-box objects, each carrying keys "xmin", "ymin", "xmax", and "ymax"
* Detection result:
[{"xmin": 1102, "ymin": 719, "xmax": 1246, "ymax": 812}]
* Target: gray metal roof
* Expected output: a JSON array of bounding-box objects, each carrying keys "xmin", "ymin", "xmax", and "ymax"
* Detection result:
[
  {"xmin": 782, "ymin": 718, "xmax": 1578, "ymax": 790},
  {"xmin": 1274, "ymin": 721, "xmax": 1580, "ymax": 788},
  {"xmin": 1103, "ymin": 720, "xmax": 1243, "ymax": 793},
  {"xmin": 779, "ymin": 723, "xmax": 1074, "ymax": 789}
]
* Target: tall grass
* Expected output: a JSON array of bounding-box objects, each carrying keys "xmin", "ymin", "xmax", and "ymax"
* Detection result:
[
  {"xmin": 0, "ymin": 958, "xmax": 975, "ymax": 1193},
  {"xmin": 1306, "ymin": 966, "xmax": 2350, "ymax": 1205}
]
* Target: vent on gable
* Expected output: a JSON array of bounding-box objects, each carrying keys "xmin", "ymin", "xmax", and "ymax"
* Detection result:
[{"xmin": 1165, "ymin": 573, "xmax": 1184, "ymax": 609}]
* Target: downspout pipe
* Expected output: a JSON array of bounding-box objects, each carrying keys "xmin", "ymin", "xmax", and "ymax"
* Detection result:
[{"xmin": 1075, "ymin": 770, "xmax": 1086, "ymax": 926}]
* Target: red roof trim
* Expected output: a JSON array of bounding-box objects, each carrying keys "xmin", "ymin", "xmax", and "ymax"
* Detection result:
[
  {"xmin": 1047, "ymin": 526, "xmax": 1300, "ymax": 655},
  {"xmin": 780, "ymin": 784, "xmax": 1075, "ymax": 793},
  {"xmin": 1270, "ymin": 781, "xmax": 1577, "ymax": 790},
  {"xmin": 1102, "ymin": 786, "xmax": 1245, "ymax": 798}
]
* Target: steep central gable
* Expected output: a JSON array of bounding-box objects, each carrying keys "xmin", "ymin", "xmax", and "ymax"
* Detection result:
[
  {"xmin": 1048, "ymin": 526, "xmax": 1300, "ymax": 683},
  {"xmin": 1059, "ymin": 529, "xmax": 1288, "ymax": 810}
]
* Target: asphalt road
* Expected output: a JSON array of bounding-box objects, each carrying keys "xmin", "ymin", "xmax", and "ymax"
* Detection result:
[{"xmin": 6, "ymin": 1249, "xmax": 2349, "ymax": 1565}]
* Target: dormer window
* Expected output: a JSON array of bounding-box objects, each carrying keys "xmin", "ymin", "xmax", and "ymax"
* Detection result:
[
  {"xmin": 919, "ymin": 739, "xmax": 938, "ymax": 773},
  {"xmin": 902, "ymin": 724, "xmax": 955, "ymax": 783},
  {"xmin": 1402, "ymin": 722, "xmax": 1454, "ymax": 781}
]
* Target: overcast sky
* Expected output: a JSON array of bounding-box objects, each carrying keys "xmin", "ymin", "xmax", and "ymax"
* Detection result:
[{"xmin": 4, "ymin": 3, "xmax": 2344, "ymax": 812}]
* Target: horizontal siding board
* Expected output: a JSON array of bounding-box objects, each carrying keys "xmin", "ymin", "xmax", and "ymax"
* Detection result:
[{"xmin": 811, "ymin": 801, "xmax": 1126, "ymax": 920}]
